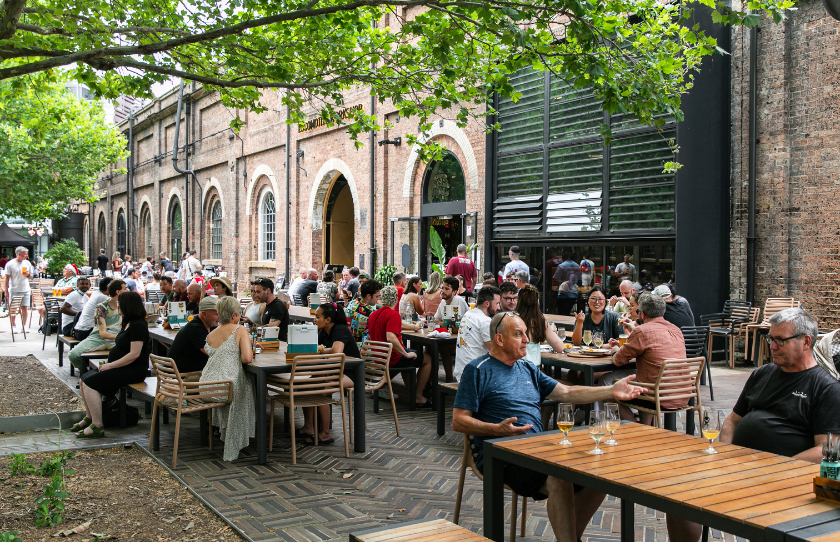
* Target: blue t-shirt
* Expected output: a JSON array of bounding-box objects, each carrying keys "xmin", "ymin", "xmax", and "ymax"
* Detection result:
[{"xmin": 453, "ymin": 354, "xmax": 557, "ymax": 468}]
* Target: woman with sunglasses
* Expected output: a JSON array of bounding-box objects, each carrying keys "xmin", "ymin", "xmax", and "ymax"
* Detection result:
[{"xmin": 514, "ymin": 286, "xmax": 566, "ymax": 366}]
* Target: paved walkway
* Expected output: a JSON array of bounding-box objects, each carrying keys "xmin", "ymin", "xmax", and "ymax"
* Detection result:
[{"xmin": 0, "ymin": 324, "xmax": 752, "ymax": 542}]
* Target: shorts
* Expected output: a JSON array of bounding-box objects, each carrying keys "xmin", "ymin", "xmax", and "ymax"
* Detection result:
[
  {"xmin": 477, "ymin": 462, "xmax": 587, "ymax": 501},
  {"xmin": 391, "ymin": 349, "xmax": 422, "ymax": 369},
  {"xmin": 9, "ymin": 291, "xmax": 30, "ymax": 306}
]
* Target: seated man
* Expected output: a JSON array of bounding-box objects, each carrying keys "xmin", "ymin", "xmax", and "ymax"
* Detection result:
[
  {"xmin": 297, "ymin": 268, "xmax": 320, "ymax": 304},
  {"xmin": 667, "ymin": 307, "xmax": 840, "ymax": 542},
  {"xmin": 453, "ymin": 312, "xmax": 643, "ymax": 542},
  {"xmin": 59, "ymin": 277, "xmax": 90, "ymax": 336},
  {"xmin": 158, "ymin": 276, "xmax": 175, "ymax": 307},
  {"xmin": 499, "ymin": 281, "xmax": 518, "ymax": 312},
  {"xmin": 345, "ymin": 279, "xmax": 382, "ymax": 343},
  {"xmin": 167, "ymin": 296, "xmax": 219, "ymax": 373},
  {"xmin": 454, "ymin": 285, "xmax": 500, "ymax": 380},
  {"xmin": 607, "ymin": 280, "xmax": 634, "ymax": 313},
  {"xmin": 254, "ymin": 277, "xmax": 289, "ymax": 341},
  {"xmin": 72, "ymin": 277, "xmax": 111, "ymax": 341},
  {"xmin": 653, "ymin": 284, "xmax": 695, "ymax": 329},
  {"xmin": 185, "ymin": 282, "xmax": 202, "ymax": 314},
  {"xmin": 598, "ymin": 292, "xmax": 687, "ymax": 425}
]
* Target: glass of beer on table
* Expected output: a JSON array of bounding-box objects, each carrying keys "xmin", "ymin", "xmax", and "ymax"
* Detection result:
[
  {"xmin": 619, "ymin": 334, "xmax": 628, "ymax": 346},
  {"xmin": 557, "ymin": 403, "xmax": 574, "ymax": 445},
  {"xmin": 702, "ymin": 407, "xmax": 721, "ymax": 454}
]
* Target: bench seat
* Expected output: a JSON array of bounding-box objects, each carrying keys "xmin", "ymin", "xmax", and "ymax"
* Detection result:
[
  {"xmin": 350, "ymin": 518, "xmax": 488, "ymax": 542},
  {"xmin": 57, "ymin": 335, "xmax": 79, "ymax": 370}
]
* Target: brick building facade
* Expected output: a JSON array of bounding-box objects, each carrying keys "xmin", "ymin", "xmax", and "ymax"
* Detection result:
[
  {"xmin": 90, "ymin": 83, "xmax": 488, "ymax": 286},
  {"xmin": 730, "ymin": 0, "xmax": 840, "ymax": 328}
]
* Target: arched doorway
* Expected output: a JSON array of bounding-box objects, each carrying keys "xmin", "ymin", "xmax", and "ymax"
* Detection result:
[
  {"xmin": 421, "ymin": 152, "xmax": 466, "ymax": 276},
  {"xmin": 97, "ymin": 214, "xmax": 106, "ymax": 253},
  {"xmin": 116, "ymin": 211, "xmax": 127, "ymax": 257},
  {"xmin": 324, "ymin": 175, "xmax": 354, "ymax": 268}
]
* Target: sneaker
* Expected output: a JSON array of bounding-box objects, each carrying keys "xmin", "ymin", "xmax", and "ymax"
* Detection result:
[{"xmin": 377, "ymin": 388, "xmax": 398, "ymax": 400}]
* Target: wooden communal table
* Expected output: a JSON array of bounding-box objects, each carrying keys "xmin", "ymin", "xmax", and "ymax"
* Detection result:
[
  {"xmin": 540, "ymin": 350, "xmax": 635, "ymax": 421},
  {"xmin": 149, "ymin": 327, "xmax": 367, "ymax": 464},
  {"xmin": 545, "ymin": 314, "xmax": 576, "ymax": 330},
  {"xmin": 402, "ymin": 329, "xmax": 457, "ymax": 412},
  {"xmin": 287, "ymin": 304, "xmax": 315, "ymax": 324},
  {"xmin": 483, "ymin": 423, "xmax": 840, "ymax": 542}
]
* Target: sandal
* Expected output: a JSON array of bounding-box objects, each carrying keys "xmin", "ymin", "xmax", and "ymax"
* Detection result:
[
  {"xmin": 315, "ymin": 437, "xmax": 335, "ymax": 446},
  {"xmin": 76, "ymin": 424, "xmax": 106, "ymax": 439},
  {"xmin": 71, "ymin": 416, "xmax": 91, "ymax": 432}
]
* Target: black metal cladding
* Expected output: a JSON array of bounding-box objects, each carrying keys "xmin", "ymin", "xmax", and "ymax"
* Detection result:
[{"xmin": 493, "ymin": 68, "xmax": 677, "ymax": 238}]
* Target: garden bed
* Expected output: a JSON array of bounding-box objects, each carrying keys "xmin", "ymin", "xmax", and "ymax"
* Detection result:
[
  {"xmin": 0, "ymin": 356, "xmax": 81, "ymax": 418},
  {"xmin": 0, "ymin": 446, "xmax": 245, "ymax": 541}
]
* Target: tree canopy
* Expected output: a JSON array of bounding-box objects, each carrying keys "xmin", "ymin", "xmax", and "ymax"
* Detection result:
[
  {"xmin": 0, "ymin": 71, "xmax": 128, "ymax": 221},
  {"xmin": 0, "ymin": 0, "xmax": 793, "ymax": 146}
]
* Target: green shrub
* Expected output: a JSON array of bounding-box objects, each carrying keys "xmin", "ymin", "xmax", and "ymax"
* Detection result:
[{"xmin": 43, "ymin": 238, "xmax": 85, "ymax": 276}]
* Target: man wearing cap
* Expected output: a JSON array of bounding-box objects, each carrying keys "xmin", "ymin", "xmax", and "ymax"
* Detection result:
[
  {"xmin": 167, "ymin": 296, "xmax": 219, "ymax": 373},
  {"xmin": 209, "ymin": 276, "xmax": 234, "ymax": 297},
  {"xmin": 254, "ymin": 277, "xmax": 289, "ymax": 341},
  {"xmin": 654, "ymin": 283, "xmax": 695, "ymax": 329},
  {"xmin": 55, "ymin": 264, "xmax": 79, "ymax": 295}
]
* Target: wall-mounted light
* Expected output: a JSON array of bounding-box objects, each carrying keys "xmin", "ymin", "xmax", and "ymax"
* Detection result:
[
  {"xmin": 377, "ymin": 137, "xmax": 402, "ymax": 147},
  {"xmin": 395, "ymin": 115, "xmax": 400, "ymax": 123}
]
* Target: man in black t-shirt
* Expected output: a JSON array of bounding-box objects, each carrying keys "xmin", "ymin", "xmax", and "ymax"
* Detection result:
[
  {"xmin": 96, "ymin": 249, "xmax": 109, "ymax": 273},
  {"xmin": 654, "ymin": 284, "xmax": 695, "ymax": 329},
  {"xmin": 254, "ymin": 278, "xmax": 289, "ymax": 341},
  {"xmin": 667, "ymin": 307, "xmax": 840, "ymax": 542},
  {"xmin": 297, "ymin": 268, "xmax": 320, "ymax": 304},
  {"xmin": 167, "ymin": 297, "xmax": 219, "ymax": 373}
]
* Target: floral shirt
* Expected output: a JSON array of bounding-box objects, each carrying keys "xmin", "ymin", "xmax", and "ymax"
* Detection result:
[
  {"xmin": 317, "ymin": 282, "xmax": 339, "ymax": 303},
  {"xmin": 55, "ymin": 276, "xmax": 78, "ymax": 290},
  {"xmin": 94, "ymin": 300, "xmax": 122, "ymax": 335},
  {"xmin": 345, "ymin": 299, "xmax": 380, "ymax": 342}
]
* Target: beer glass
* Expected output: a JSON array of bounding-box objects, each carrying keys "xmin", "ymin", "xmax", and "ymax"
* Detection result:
[
  {"xmin": 702, "ymin": 407, "xmax": 720, "ymax": 454},
  {"xmin": 557, "ymin": 403, "xmax": 574, "ymax": 445},
  {"xmin": 588, "ymin": 411, "xmax": 607, "ymax": 455},
  {"xmin": 604, "ymin": 403, "xmax": 621, "ymax": 445}
]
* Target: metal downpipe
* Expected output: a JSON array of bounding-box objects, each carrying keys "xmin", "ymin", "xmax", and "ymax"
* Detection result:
[{"xmin": 746, "ymin": 24, "xmax": 758, "ymax": 303}]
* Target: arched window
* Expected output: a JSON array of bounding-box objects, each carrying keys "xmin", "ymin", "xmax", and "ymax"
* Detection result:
[
  {"xmin": 83, "ymin": 219, "xmax": 88, "ymax": 254},
  {"xmin": 97, "ymin": 214, "xmax": 106, "ymax": 252},
  {"xmin": 259, "ymin": 191, "xmax": 275, "ymax": 260},
  {"xmin": 211, "ymin": 201, "xmax": 223, "ymax": 259},
  {"xmin": 141, "ymin": 207, "xmax": 152, "ymax": 259},
  {"xmin": 423, "ymin": 152, "xmax": 466, "ymax": 204},
  {"xmin": 170, "ymin": 202, "xmax": 182, "ymax": 259},
  {"xmin": 116, "ymin": 211, "xmax": 126, "ymax": 256}
]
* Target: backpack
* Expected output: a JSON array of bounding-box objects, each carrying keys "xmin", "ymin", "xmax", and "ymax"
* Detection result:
[{"xmin": 101, "ymin": 396, "xmax": 140, "ymax": 428}]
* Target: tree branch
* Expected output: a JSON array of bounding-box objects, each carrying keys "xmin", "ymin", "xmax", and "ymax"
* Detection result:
[
  {"xmin": 0, "ymin": 0, "xmax": 28, "ymax": 40},
  {"xmin": 16, "ymin": 22, "xmax": 191, "ymax": 36}
]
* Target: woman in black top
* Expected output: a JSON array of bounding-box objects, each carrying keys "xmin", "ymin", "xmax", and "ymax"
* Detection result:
[
  {"xmin": 77, "ymin": 291, "xmax": 149, "ymax": 438},
  {"xmin": 298, "ymin": 303, "xmax": 356, "ymax": 445}
]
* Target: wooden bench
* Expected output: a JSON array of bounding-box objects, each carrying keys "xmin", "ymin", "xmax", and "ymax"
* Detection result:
[
  {"xmin": 350, "ymin": 518, "xmax": 488, "ymax": 542},
  {"xmin": 437, "ymin": 382, "xmax": 459, "ymax": 436},
  {"xmin": 57, "ymin": 335, "xmax": 79, "ymax": 371}
]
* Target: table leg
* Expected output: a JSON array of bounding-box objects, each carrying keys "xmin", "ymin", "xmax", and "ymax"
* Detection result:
[
  {"xmin": 255, "ymin": 369, "xmax": 268, "ymax": 464},
  {"xmin": 686, "ymin": 399, "xmax": 696, "ymax": 435},
  {"xmin": 483, "ymin": 447, "xmax": 506, "ymax": 542},
  {"xmin": 436, "ymin": 391, "xmax": 446, "ymax": 436},
  {"xmin": 431, "ymin": 342, "xmax": 440, "ymax": 411},
  {"xmin": 153, "ymin": 406, "xmax": 160, "ymax": 451},
  {"xmin": 58, "ymin": 342, "xmax": 64, "ymax": 367},
  {"xmin": 353, "ymin": 361, "xmax": 365, "ymax": 453},
  {"xmin": 621, "ymin": 498, "xmax": 634, "ymax": 542},
  {"xmin": 199, "ymin": 410, "xmax": 208, "ymax": 446},
  {"xmin": 584, "ymin": 367, "xmax": 594, "ymax": 421}
]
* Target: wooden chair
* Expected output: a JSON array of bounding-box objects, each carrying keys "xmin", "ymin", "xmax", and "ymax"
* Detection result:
[
  {"xmin": 320, "ymin": 295, "xmax": 329, "ymax": 304},
  {"xmin": 744, "ymin": 297, "xmax": 797, "ymax": 366},
  {"xmin": 145, "ymin": 289, "xmax": 163, "ymax": 304},
  {"xmin": 616, "ymin": 357, "xmax": 705, "ymax": 429},
  {"xmin": 41, "ymin": 298, "xmax": 61, "ymax": 350},
  {"xmin": 681, "ymin": 326, "xmax": 712, "ymax": 400},
  {"xmin": 0, "ymin": 296, "xmax": 25, "ymax": 342},
  {"xmin": 346, "ymin": 341, "xmax": 399, "ymax": 443},
  {"xmin": 291, "ymin": 293, "xmax": 304, "ymax": 306},
  {"xmin": 149, "ymin": 354, "xmax": 233, "ymax": 467},
  {"xmin": 700, "ymin": 300, "xmax": 752, "ymax": 368},
  {"xmin": 28, "ymin": 288, "xmax": 45, "ymax": 329},
  {"xmin": 454, "ymin": 434, "xmax": 527, "ymax": 542},
  {"xmin": 266, "ymin": 353, "xmax": 349, "ymax": 464}
]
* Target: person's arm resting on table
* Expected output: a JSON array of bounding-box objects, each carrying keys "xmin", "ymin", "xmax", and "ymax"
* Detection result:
[{"xmin": 386, "ymin": 332, "xmax": 415, "ymax": 360}]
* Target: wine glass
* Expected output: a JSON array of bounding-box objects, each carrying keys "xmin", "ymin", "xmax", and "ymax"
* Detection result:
[
  {"xmin": 604, "ymin": 403, "xmax": 620, "ymax": 445},
  {"xmin": 588, "ymin": 411, "xmax": 607, "ymax": 455},
  {"xmin": 582, "ymin": 329, "xmax": 592, "ymax": 348},
  {"xmin": 557, "ymin": 403, "xmax": 574, "ymax": 445},
  {"xmin": 702, "ymin": 407, "xmax": 720, "ymax": 454},
  {"xmin": 592, "ymin": 331, "xmax": 604, "ymax": 349}
]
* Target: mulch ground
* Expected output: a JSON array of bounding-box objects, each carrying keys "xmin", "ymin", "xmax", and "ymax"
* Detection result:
[
  {"xmin": 0, "ymin": 356, "xmax": 81, "ymax": 417},
  {"xmin": 0, "ymin": 446, "xmax": 245, "ymax": 541}
]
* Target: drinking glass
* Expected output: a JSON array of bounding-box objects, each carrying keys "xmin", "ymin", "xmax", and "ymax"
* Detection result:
[
  {"xmin": 604, "ymin": 403, "xmax": 621, "ymax": 445},
  {"xmin": 592, "ymin": 331, "xmax": 604, "ymax": 349},
  {"xmin": 556, "ymin": 403, "xmax": 574, "ymax": 445},
  {"xmin": 588, "ymin": 411, "xmax": 607, "ymax": 455},
  {"xmin": 702, "ymin": 407, "xmax": 720, "ymax": 454},
  {"xmin": 582, "ymin": 329, "xmax": 592, "ymax": 348}
]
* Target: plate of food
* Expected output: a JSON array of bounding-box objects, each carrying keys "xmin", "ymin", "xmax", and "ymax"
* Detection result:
[{"xmin": 580, "ymin": 348, "xmax": 611, "ymax": 356}]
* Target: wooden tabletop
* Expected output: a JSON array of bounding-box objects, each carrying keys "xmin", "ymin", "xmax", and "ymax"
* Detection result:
[
  {"xmin": 288, "ymin": 305, "xmax": 315, "ymax": 322},
  {"xmin": 490, "ymin": 423, "xmax": 833, "ymax": 537},
  {"xmin": 541, "ymin": 350, "xmax": 615, "ymax": 366},
  {"xmin": 403, "ymin": 329, "xmax": 457, "ymax": 343},
  {"xmin": 546, "ymin": 314, "xmax": 576, "ymax": 326},
  {"xmin": 149, "ymin": 326, "xmax": 180, "ymax": 346}
]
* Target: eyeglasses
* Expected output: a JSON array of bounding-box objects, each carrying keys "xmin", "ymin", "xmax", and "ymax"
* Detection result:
[
  {"xmin": 764, "ymin": 333, "xmax": 805, "ymax": 347},
  {"xmin": 589, "ymin": 297, "xmax": 606, "ymax": 304},
  {"xmin": 492, "ymin": 311, "xmax": 519, "ymax": 336}
]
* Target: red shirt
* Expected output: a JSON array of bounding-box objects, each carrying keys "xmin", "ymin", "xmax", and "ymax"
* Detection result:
[
  {"xmin": 368, "ymin": 306, "xmax": 403, "ymax": 366},
  {"xmin": 445, "ymin": 256, "xmax": 477, "ymax": 290},
  {"xmin": 396, "ymin": 286, "xmax": 404, "ymax": 306}
]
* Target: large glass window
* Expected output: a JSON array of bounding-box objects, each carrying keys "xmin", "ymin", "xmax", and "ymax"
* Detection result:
[
  {"xmin": 170, "ymin": 202, "xmax": 182, "ymax": 259},
  {"xmin": 211, "ymin": 201, "xmax": 223, "ymax": 260},
  {"xmin": 260, "ymin": 191, "xmax": 275, "ymax": 260},
  {"xmin": 97, "ymin": 215, "xmax": 106, "ymax": 252},
  {"xmin": 116, "ymin": 211, "xmax": 126, "ymax": 256}
]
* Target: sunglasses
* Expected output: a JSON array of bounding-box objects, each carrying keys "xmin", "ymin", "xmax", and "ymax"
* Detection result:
[{"xmin": 492, "ymin": 311, "xmax": 520, "ymax": 336}]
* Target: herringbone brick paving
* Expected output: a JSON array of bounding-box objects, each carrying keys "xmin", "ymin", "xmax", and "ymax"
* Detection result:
[{"xmin": 0, "ymin": 331, "xmax": 752, "ymax": 542}]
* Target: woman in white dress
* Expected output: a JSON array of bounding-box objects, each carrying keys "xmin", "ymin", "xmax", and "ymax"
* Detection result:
[{"xmin": 200, "ymin": 296, "xmax": 255, "ymax": 461}]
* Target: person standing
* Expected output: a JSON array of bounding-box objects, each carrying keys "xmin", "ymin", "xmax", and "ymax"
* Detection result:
[
  {"xmin": 445, "ymin": 244, "xmax": 478, "ymax": 292},
  {"xmin": 159, "ymin": 252, "xmax": 174, "ymax": 274},
  {"xmin": 140, "ymin": 257, "xmax": 154, "ymax": 278},
  {"xmin": 110, "ymin": 252, "xmax": 122, "ymax": 275},
  {"xmin": 96, "ymin": 249, "xmax": 109, "ymax": 274},
  {"xmin": 579, "ymin": 253, "xmax": 595, "ymax": 287},
  {"xmin": 503, "ymin": 246, "xmax": 529, "ymax": 279},
  {"xmin": 186, "ymin": 250, "xmax": 202, "ymax": 275},
  {"xmin": 454, "ymin": 286, "xmax": 501, "ymax": 380},
  {"xmin": 4, "ymin": 246, "xmax": 32, "ymax": 331},
  {"xmin": 553, "ymin": 253, "xmax": 581, "ymax": 316},
  {"xmin": 615, "ymin": 254, "xmax": 637, "ymax": 284}
]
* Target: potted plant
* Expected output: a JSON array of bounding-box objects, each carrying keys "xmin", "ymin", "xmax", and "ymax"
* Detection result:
[{"xmin": 43, "ymin": 239, "xmax": 85, "ymax": 276}]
